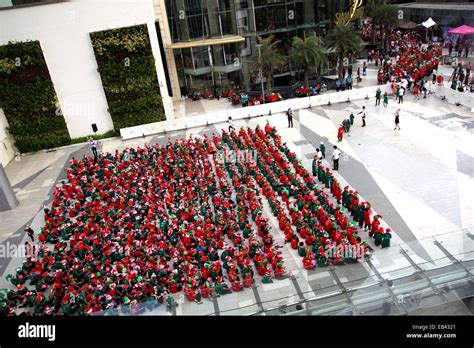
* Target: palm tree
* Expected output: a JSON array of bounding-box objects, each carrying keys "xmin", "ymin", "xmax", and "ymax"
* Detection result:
[
  {"xmin": 254, "ymin": 36, "xmax": 285, "ymax": 95},
  {"xmin": 325, "ymin": 22, "xmax": 363, "ymax": 79},
  {"xmin": 365, "ymin": 0, "xmax": 385, "ymax": 44},
  {"xmin": 291, "ymin": 34, "xmax": 327, "ymax": 89},
  {"xmin": 379, "ymin": 3, "xmax": 399, "ymax": 50}
]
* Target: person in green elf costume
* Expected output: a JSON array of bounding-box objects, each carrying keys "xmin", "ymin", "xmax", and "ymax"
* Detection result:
[
  {"xmin": 349, "ymin": 112, "xmax": 355, "ymax": 125},
  {"xmin": 374, "ymin": 226, "xmax": 384, "ymax": 246},
  {"xmin": 382, "ymin": 228, "xmax": 392, "ymax": 248},
  {"xmin": 319, "ymin": 141, "xmax": 326, "ymax": 159},
  {"xmin": 343, "ymin": 119, "xmax": 350, "ymax": 133},
  {"xmin": 312, "ymin": 155, "xmax": 318, "ymax": 177}
]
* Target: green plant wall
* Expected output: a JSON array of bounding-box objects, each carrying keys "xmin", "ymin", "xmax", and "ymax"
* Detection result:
[
  {"xmin": 0, "ymin": 41, "xmax": 70, "ymax": 153},
  {"xmin": 90, "ymin": 24, "xmax": 166, "ymax": 130}
]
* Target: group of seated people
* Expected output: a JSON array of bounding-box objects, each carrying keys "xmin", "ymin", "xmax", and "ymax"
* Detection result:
[
  {"xmin": 1, "ymin": 123, "xmax": 391, "ymax": 316},
  {"xmin": 294, "ymin": 84, "xmax": 325, "ymax": 97},
  {"xmin": 226, "ymin": 91, "xmax": 283, "ymax": 106}
]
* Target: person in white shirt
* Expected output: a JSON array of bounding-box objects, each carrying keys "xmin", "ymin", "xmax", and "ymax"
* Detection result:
[
  {"xmin": 316, "ymin": 148, "xmax": 323, "ymax": 163},
  {"xmin": 332, "ymin": 145, "xmax": 342, "ymax": 170},
  {"xmin": 401, "ymin": 78, "xmax": 408, "ymax": 90},
  {"xmin": 357, "ymin": 106, "xmax": 367, "ymax": 127},
  {"xmin": 88, "ymin": 137, "xmax": 98, "ymax": 158},
  {"xmin": 398, "ymin": 86, "xmax": 405, "ymax": 103},
  {"xmin": 228, "ymin": 116, "xmax": 235, "ymax": 132}
]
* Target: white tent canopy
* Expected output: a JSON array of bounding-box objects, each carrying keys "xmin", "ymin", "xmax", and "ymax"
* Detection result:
[{"xmin": 421, "ymin": 17, "xmax": 436, "ymax": 29}]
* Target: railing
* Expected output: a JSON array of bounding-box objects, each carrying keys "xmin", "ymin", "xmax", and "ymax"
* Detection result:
[
  {"xmin": 92, "ymin": 227, "xmax": 474, "ymax": 316},
  {"xmin": 120, "ymin": 84, "xmax": 391, "ymax": 140},
  {"xmin": 432, "ymin": 83, "xmax": 474, "ymax": 110}
]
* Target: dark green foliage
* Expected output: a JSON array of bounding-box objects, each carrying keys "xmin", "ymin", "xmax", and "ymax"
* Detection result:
[
  {"xmin": 90, "ymin": 24, "xmax": 166, "ymax": 130},
  {"xmin": 0, "ymin": 41, "xmax": 70, "ymax": 153}
]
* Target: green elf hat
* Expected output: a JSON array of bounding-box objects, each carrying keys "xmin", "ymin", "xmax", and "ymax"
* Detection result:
[
  {"xmin": 348, "ymin": 221, "xmax": 356, "ymax": 227},
  {"xmin": 123, "ymin": 297, "xmax": 130, "ymax": 304},
  {"xmin": 137, "ymin": 276, "xmax": 143, "ymax": 282}
]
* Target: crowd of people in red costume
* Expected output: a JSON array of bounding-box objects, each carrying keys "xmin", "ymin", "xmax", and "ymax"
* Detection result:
[{"xmin": 1, "ymin": 123, "xmax": 391, "ymax": 315}]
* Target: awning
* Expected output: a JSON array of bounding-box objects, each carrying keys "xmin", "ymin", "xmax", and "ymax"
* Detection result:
[
  {"xmin": 167, "ymin": 35, "xmax": 245, "ymax": 49},
  {"xmin": 421, "ymin": 18, "xmax": 436, "ymax": 29},
  {"xmin": 398, "ymin": 20, "xmax": 417, "ymax": 30},
  {"xmin": 447, "ymin": 25, "xmax": 474, "ymax": 36}
]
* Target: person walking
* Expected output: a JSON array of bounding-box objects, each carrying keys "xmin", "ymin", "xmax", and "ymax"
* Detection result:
[
  {"xmin": 88, "ymin": 137, "xmax": 98, "ymax": 159},
  {"xmin": 422, "ymin": 80, "xmax": 428, "ymax": 98},
  {"xmin": 312, "ymin": 154, "xmax": 318, "ymax": 177},
  {"xmin": 375, "ymin": 87, "xmax": 382, "ymax": 106},
  {"xmin": 413, "ymin": 82, "xmax": 420, "ymax": 100},
  {"xmin": 337, "ymin": 124, "xmax": 344, "ymax": 142},
  {"xmin": 228, "ymin": 116, "xmax": 236, "ymax": 132},
  {"xmin": 332, "ymin": 145, "xmax": 341, "ymax": 170},
  {"xmin": 316, "ymin": 148, "xmax": 323, "ymax": 162},
  {"xmin": 394, "ymin": 108, "xmax": 401, "ymax": 131},
  {"xmin": 398, "ymin": 86, "xmax": 405, "ymax": 104},
  {"xmin": 319, "ymin": 141, "xmax": 326, "ymax": 159},
  {"xmin": 383, "ymin": 92, "xmax": 388, "ymax": 108},
  {"xmin": 286, "ymin": 108, "xmax": 294, "ymax": 128},
  {"xmin": 24, "ymin": 225, "xmax": 35, "ymax": 242},
  {"xmin": 346, "ymin": 75, "xmax": 353, "ymax": 90},
  {"xmin": 358, "ymin": 106, "xmax": 367, "ymax": 127},
  {"xmin": 349, "ymin": 112, "xmax": 355, "ymax": 125},
  {"xmin": 363, "ymin": 62, "xmax": 367, "ymax": 76}
]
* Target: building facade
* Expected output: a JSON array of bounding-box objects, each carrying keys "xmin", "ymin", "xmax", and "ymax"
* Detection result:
[
  {"xmin": 0, "ymin": 0, "xmax": 173, "ymax": 165},
  {"xmin": 397, "ymin": 2, "xmax": 474, "ymax": 28},
  {"xmin": 157, "ymin": 0, "xmax": 349, "ymax": 98}
]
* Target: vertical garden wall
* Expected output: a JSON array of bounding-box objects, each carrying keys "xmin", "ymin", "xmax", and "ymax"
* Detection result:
[
  {"xmin": 0, "ymin": 41, "xmax": 70, "ymax": 153},
  {"xmin": 90, "ymin": 24, "xmax": 166, "ymax": 130}
]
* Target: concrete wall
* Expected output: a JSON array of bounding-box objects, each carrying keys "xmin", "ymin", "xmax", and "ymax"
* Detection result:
[
  {"xmin": 0, "ymin": 0, "xmax": 173, "ymax": 142},
  {"xmin": 0, "ymin": 109, "xmax": 15, "ymax": 166},
  {"xmin": 152, "ymin": 0, "xmax": 182, "ymax": 102}
]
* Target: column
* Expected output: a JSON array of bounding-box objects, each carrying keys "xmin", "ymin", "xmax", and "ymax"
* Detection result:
[{"xmin": 0, "ymin": 164, "xmax": 18, "ymax": 211}]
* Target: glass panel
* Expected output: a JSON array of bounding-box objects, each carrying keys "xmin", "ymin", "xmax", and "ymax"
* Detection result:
[
  {"xmin": 371, "ymin": 246, "xmax": 415, "ymax": 278},
  {"xmin": 333, "ymin": 261, "xmax": 377, "ymax": 290},
  {"xmin": 434, "ymin": 230, "xmax": 474, "ymax": 261},
  {"xmin": 402, "ymin": 237, "xmax": 453, "ymax": 270}
]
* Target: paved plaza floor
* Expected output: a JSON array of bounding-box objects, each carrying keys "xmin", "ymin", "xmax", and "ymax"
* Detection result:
[{"xmin": 1, "ymin": 58, "xmax": 473, "ymax": 315}]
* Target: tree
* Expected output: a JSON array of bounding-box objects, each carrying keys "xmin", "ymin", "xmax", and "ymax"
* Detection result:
[
  {"xmin": 364, "ymin": 0, "xmax": 399, "ymax": 49},
  {"xmin": 254, "ymin": 36, "xmax": 285, "ymax": 95},
  {"xmin": 365, "ymin": 0, "xmax": 385, "ymax": 44},
  {"xmin": 379, "ymin": 3, "xmax": 399, "ymax": 50},
  {"xmin": 290, "ymin": 34, "xmax": 327, "ymax": 89},
  {"xmin": 325, "ymin": 21, "xmax": 363, "ymax": 79}
]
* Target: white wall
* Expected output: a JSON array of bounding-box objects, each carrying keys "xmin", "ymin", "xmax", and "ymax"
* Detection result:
[
  {"xmin": 0, "ymin": 0, "xmax": 173, "ymax": 141},
  {"xmin": 0, "ymin": 109, "xmax": 15, "ymax": 166}
]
